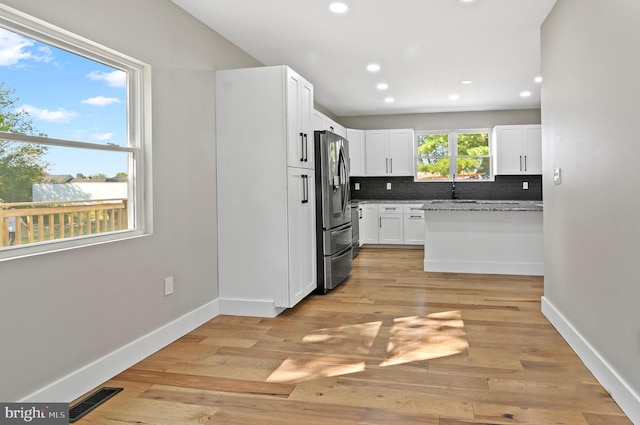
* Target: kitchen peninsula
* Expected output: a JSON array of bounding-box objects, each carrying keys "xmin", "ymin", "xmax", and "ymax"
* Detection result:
[{"xmin": 421, "ymin": 200, "xmax": 543, "ymax": 276}]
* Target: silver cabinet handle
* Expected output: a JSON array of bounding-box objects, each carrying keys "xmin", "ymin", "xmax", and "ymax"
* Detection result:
[
  {"xmin": 524, "ymin": 155, "xmax": 527, "ymax": 171},
  {"xmin": 379, "ymin": 217, "xmax": 382, "ymax": 228},
  {"xmin": 390, "ymin": 158, "xmax": 393, "ymax": 174},
  {"xmin": 519, "ymin": 155, "xmax": 523, "ymax": 171},
  {"xmin": 300, "ymin": 133, "xmax": 305, "ymax": 162}
]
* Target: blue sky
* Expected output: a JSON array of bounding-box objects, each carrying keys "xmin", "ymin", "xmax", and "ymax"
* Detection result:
[{"xmin": 0, "ymin": 27, "xmax": 127, "ymax": 177}]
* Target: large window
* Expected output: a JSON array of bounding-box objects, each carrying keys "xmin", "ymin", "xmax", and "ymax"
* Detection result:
[
  {"xmin": 415, "ymin": 129, "xmax": 492, "ymax": 181},
  {"xmin": 0, "ymin": 6, "xmax": 150, "ymax": 257}
]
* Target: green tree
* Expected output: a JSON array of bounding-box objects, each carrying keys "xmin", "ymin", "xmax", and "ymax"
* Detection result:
[
  {"xmin": 0, "ymin": 82, "xmax": 50, "ymax": 203},
  {"xmin": 417, "ymin": 132, "xmax": 490, "ymax": 179},
  {"xmin": 417, "ymin": 134, "xmax": 450, "ymax": 178},
  {"xmin": 456, "ymin": 133, "xmax": 489, "ymax": 177}
]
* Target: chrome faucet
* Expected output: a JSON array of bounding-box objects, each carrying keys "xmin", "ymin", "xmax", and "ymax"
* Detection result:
[{"xmin": 451, "ymin": 175, "xmax": 458, "ymax": 199}]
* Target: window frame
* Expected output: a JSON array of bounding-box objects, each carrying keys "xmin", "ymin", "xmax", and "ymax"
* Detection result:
[
  {"xmin": 414, "ymin": 128, "xmax": 494, "ymax": 182},
  {"xmin": 0, "ymin": 5, "xmax": 152, "ymax": 260}
]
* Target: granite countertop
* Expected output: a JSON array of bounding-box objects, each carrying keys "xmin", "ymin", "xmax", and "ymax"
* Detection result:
[
  {"xmin": 420, "ymin": 200, "xmax": 543, "ymax": 212},
  {"xmin": 353, "ymin": 199, "xmax": 432, "ymax": 204}
]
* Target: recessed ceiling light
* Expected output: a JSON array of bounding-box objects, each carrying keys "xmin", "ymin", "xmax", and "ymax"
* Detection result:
[
  {"xmin": 534, "ymin": 76, "xmax": 543, "ymax": 83},
  {"xmin": 449, "ymin": 94, "xmax": 460, "ymax": 101},
  {"xmin": 384, "ymin": 97, "xmax": 395, "ymax": 103},
  {"xmin": 329, "ymin": 2, "xmax": 348, "ymax": 13},
  {"xmin": 461, "ymin": 80, "xmax": 473, "ymax": 85},
  {"xmin": 377, "ymin": 83, "xmax": 389, "ymax": 90},
  {"xmin": 520, "ymin": 91, "xmax": 532, "ymax": 97},
  {"xmin": 367, "ymin": 63, "xmax": 381, "ymax": 73}
]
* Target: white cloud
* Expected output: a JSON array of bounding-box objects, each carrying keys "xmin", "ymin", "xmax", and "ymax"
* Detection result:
[
  {"xmin": 91, "ymin": 133, "xmax": 115, "ymax": 141},
  {"xmin": 17, "ymin": 104, "xmax": 78, "ymax": 123},
  {"xmin": 0, "ymin": 28, "xmax": 53, "ymax": 66},
  {"xmin": 86, "ymin": 70, "xmax": 126, "ymax": 88},
  {"xmin": 82, "ymin": 96, "xmax": 121, "ymax": 106}
]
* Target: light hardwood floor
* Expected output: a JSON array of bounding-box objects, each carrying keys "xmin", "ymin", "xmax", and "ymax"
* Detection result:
[{"xmin": 74, "ymin": 248, "xmax": 632, "ymax": 424}]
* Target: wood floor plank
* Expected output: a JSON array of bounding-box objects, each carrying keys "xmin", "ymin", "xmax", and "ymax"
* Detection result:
[{"xmin": 70, "ymin": 248, "xmax": 632, "ymax": 424}]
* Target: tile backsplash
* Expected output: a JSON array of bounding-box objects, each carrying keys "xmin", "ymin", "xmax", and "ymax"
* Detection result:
[{"xmin": 350, "ymin": 175, "xmax": 542, "ymax": 201}]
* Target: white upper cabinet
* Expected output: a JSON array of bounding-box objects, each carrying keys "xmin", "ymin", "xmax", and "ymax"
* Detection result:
[
  {"xmin": 287, "ymin": 69, "xmax": 314, "ymax": 169},
  {"xmin": 364, "ymin": 129, "xmax": 415, "ymax": 176},
  {"xmin": 312, "ymin": 109, "xmax": 346, "ymax": 137},
  {"xmin": 494, "ymin": 125, "xmax": 542, "ymax": 175},
  {"xmin": 346, "ymin": 128, "xmax": 365, "ymax": 176}
]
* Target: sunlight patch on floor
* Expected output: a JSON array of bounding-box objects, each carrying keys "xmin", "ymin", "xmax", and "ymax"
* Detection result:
[
  {"xmin": 381, "ymin": 310, "xmax": 468, "ymax": 367},
  {"xmin": 267, "ymin": 312, "xmax": 468, "ymax": 383}
]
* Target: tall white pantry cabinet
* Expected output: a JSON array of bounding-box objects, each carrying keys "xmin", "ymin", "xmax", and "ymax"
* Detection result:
[{"xmin": 216, "ymin": 65, "xmax": 316, "ymax": 317}]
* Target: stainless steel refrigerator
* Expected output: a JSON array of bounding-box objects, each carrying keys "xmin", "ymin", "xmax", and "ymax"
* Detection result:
[{"xmin": 314, "ymin": 130, "xmax": 353, "ymax": 294}]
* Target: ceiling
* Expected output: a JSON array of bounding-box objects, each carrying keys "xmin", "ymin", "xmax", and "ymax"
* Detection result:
[{"xmin": 171, "ymin": 0, "xmax": 557, "ymax": 117}]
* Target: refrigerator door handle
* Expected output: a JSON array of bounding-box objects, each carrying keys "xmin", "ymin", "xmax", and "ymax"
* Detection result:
[{"xmin": 338, "ymin": 145, "xmax": 349, "ymax": 216}]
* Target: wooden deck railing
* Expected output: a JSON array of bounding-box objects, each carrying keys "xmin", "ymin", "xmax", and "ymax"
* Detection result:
[{"xmin": 1, "ymin": 199, "xmax": 128, "ymax": 247}]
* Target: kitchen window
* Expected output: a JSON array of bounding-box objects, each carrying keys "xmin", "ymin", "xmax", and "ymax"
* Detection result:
[
  {"xmin": 0, "ymin": 6, "xmax": 150, "ymax": 258},
  {"xmin": 415, "ymin": 129, "xmax": 492, "ymax": 181}
]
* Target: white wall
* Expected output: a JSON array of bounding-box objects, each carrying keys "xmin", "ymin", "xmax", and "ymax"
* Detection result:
[
  {"xmin": 541, "ymin": 0, "xmax": 640, "ymax": 421},
  {"xmin": 0, "ymin": 0, "xmax": 260, "ymax": 401}
]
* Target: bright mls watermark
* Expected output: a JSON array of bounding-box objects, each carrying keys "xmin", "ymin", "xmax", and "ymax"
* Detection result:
[{"xmin": 0, "ymin": 404, "xmax": 67, "ymax": 424}]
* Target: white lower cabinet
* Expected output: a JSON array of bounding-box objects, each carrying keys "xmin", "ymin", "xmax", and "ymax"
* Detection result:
[
  {"xmin": 403, "ymin": 204, "xmax": 425, "ymax": 244},
  {"xmin": 359, "ymin": 203, "xmax": 425, "ymax": 246},
  {"xmin": 361, "ymin": 203, "xmax": 380, "ymax": 244},
  {"xmin": 378, "ymin": 204, "xmax": 404, "ymax": 244},
  {"xmin": 287, "ymin": 168, "xmax": 316, "ymax": 306}
]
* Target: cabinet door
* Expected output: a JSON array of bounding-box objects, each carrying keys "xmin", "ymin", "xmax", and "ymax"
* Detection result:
[
  {"xmin": 379, "ymin": 213, "xmax": 404, "ymax": 244},
  {"xmin": 358, "ymin": 206, "xmax": 364, "ymax": 246},
  {"xmin": 287, "ymin": 168, "xmax": 316, "ymax": 307},
  {"xmin": 365, "ymin": 130, "xmax": 389, "ymax": 176},
  {"xmin": 312, "ymin": 110, "xmax": 324, "ymax": 131},
  {"xmin": 403, "ymin": 212, "xmax": 425, "ymax": 244},
  {"xmin": 389, "ymin": 129, "xmax": 414, "ymax": 176},
  {"xmin": 347, "ymin": 129, "xmax": 365, "ymax": 176},
  {"xmin": 287, "ymin": 70, "xmax": 314, "ymax": 170},
  {"xmin": 361, "ymin": 204, "xmax": 379, "ymax": 244},
  {"xmin": 523, "ymin": 125, "xmax": 542, "ymax": 174},
  {"xmin": 495, "ymin": 126, "xmax": 525, "ymax": 175}
]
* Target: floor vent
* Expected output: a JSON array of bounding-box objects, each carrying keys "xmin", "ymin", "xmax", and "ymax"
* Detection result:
[{"xmin": 69, "ymin": 387, "xmax": 123, "ymax": 423}]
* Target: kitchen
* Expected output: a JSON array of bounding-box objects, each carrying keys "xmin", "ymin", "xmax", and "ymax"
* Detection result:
[{"xmin": 1, "ymin": 1, "xmax": 638, "ymax": 423}]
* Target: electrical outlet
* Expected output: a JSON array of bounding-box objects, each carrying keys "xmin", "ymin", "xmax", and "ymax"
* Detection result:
[
  {"xmin": 355, "ymin": 182, "xmax": 360, "ymax": 190},
  {"xmin": 164, "ymin": 276, "xmax": 174, "ymax": 296},
  {"xmin": 523, "ymin": 181, "xmax": 529, "ymax": 190},
  {"xmin": 386, "ymin": 182, "xmax": 392, "ymax": 190}
]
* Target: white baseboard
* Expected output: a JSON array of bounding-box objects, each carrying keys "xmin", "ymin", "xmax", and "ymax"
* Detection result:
[
  {"xmin": 20, "ymin": 299, "xmax": 221, "ymax": 403},
  {"xmin": 542, "ymin": 297, "xmax": 640, "ymax": 423},
  {"xmin": 424, "ymin": 259, "xmax": 544, "ymax": 276},
  {"xmin": 219, "ymin": 298, "xmax": 281, "ymax": 318}
]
